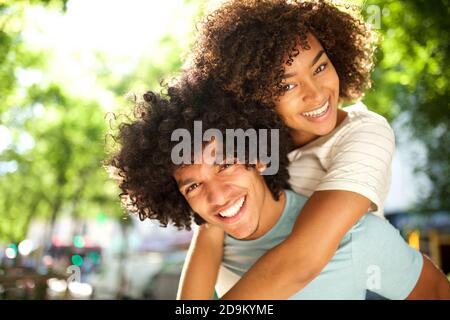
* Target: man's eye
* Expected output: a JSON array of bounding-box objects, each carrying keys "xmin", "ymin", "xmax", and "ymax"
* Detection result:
[
  {"xmin": 219, "ymin": 163, "xmax": 234, "ymax": 172},
  {"xmin": 186, "ymin": 183, "xmax": 200, "ymax": 194},
  {"xmin": 314, "ymin": 63, "xmax": 327, "ymax": 75}
]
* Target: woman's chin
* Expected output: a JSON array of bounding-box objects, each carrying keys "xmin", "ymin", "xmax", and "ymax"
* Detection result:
[{"xmin": 308, "ymin": 113, "xmax": 338, "ymax": 136}]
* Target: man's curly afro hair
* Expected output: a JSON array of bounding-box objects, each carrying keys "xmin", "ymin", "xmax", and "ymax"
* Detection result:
[
  {"xmin": 191, "ymin": 0, "xmax": 378, "ymax": 106},
  {"xmin": 105, "ymin": 76, "xmax": 293, "ymax": 230}
]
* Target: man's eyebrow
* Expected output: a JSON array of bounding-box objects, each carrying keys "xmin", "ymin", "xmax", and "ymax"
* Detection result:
[
  {"xmin": 281, "ymin": 50, "xmax": 326, "ymax": 79},
  {"xmin": 177, "ymin": 178, "xmax": 195, "ymax": 189}
]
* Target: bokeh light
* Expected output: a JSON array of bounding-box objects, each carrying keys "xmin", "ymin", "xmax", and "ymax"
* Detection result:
[
  {"xmin": 73, "ymin": 235, "xmax": 85, "ymax": 248},
  {"xmin": 18, "ymin": 239, "xmax": 33, "ymax": 256},
  {"xmin": 5, "ymin": 247, "xmax": 17, "ymax": 259},
  {"xmin": 71, "ymin": 254, "xmax": 84, "ymax": 266}
]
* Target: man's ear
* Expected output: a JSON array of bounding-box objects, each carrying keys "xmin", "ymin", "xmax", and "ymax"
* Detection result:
[{"xmin": 256, "ymin": 162, "xmax": 267, "ymax": 173}]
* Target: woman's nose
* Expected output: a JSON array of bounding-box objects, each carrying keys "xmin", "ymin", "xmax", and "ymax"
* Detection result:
[{"xmin": 301, "ymin": 79, "xmax": 325, "ymax": 105}]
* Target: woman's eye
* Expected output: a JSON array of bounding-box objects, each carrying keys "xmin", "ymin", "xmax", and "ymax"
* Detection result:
[
  {"xmin": 314, "ymin": 63, "xmax": 327, "ymax": 75},
  {"xmin": 281, "ymin": 83, "xmax": 296, "ymax": 92},
  {"xmin": 186, "ymin": 183, "xmax": 200, "ymax": 194}
]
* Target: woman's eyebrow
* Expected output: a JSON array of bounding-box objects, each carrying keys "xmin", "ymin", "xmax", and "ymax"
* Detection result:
[
  {"xmin": 311, "ymin": 50, "xmax": 325, "ymax": 67},
  {"xmin": 282, "ymin": 72, "xmax": 296, "ymax": 79},
  {"xmin": 282, "ymin": 50, "xmax": 326, "ymax": 79}
]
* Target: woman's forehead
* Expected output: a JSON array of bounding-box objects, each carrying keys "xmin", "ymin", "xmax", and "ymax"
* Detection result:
[{"xmin": 284, "ymin": 34, "xmax": 325, "ymax": 68}]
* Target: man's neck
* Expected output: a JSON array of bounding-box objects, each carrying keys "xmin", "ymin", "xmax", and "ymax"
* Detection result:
[{"xmin": 244, "ymin": 190, "xmax": 287, "ymax": 240}]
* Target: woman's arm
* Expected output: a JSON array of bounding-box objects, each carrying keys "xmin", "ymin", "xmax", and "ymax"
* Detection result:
[
  {"xmin": 221, "ymin": 113, "xmax": 395, "ymax": 299},
  {"xmin": 177, "ymin": 223, "xmax": 224, "ymax": 300},
  {"xmin": 220, "ymin": 190, "xmax": 371, "ymax": 299}
]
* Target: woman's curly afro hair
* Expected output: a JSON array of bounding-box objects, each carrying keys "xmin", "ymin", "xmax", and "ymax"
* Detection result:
[
  {"xmin": 191, "ymin": 0, "xmax": 378, "ymax": 106},
  {"xmin": 105, "ymin": 76, "xmax": 293, "ymax": 230}
]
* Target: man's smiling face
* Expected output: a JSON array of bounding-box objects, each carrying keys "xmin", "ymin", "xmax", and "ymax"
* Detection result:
[{"xmin": 172, "ymin": 142, "xmax": 271, "ymax": 240}]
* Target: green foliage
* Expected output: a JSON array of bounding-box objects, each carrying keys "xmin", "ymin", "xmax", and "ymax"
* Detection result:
[
  {"xmin": 0, "ymin": 0, "xmax": 121, "ymax": 243},
  {"xmin": 0, "ymin": 81, "xmax": 124, "ymax": 242},
  {"xmin": 363, "ymin": 0, "xmax": 450, "ymax": 211},
  {"xmin": 0, "ymin": 0, "xmax": 204, "ymax": 243}
]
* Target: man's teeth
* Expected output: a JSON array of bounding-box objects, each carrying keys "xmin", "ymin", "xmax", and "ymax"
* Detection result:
[
  {"xmin": 301, "ymin": 101, "xmax": 329, "ymax": 117},
  {"xmin": 219, "ymin": 197, "xmax": 245, "ymax": 218}
]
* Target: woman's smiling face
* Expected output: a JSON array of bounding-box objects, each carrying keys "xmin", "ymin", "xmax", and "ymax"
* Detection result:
[{"xmin": 275, "ymin": 33, "xmax": 341, "ymax": 146}]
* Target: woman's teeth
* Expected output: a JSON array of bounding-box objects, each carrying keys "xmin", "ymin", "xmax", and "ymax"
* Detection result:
[
  {"xmin": 219, "ymin": 197, "xmax": 245, "ymax": 218},
  {"xmin": 301, "ymin": 101, "xmax": 329, "ymax": 118}
]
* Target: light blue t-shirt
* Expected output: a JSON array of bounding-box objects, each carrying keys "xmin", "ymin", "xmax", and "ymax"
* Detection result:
[{"xmin": 219, "ymin": 190, "xmax": 423, "ymax": 300}]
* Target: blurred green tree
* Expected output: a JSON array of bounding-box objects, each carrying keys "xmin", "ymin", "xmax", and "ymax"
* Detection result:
[
  {"xmin": 0, "ymin": 84, "xmax": 120, "ymax": 243},
  {"xmin": 0, "ymin": 0, "xmax": 121, "ymax": 244},
  {"xmin": 363, "ymin": 0, "xmax": 449, "ymax": 211},
  {"xmin": 0, "ymin": 0, "xmax": 202, "ymax": 245}
]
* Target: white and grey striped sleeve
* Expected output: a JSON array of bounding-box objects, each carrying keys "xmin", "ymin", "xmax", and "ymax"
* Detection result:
[{"xmin": 315, "ymin": 119, "xmax": 395, "ymax": 216}]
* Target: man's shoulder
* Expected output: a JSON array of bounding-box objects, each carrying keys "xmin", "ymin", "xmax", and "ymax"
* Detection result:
[
  {"xmin": 350, "ymin": 213, "xmax": 394, "ymax": 243},
  {"xmin": 284, "ymin": 189, "xmax": 308, "ymax": 212}
]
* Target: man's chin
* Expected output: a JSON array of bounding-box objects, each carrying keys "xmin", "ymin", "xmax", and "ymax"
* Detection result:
[
  {"xmin": 228, "ymin": 225, "xmax": 259, "ymax": 241},
  {"xmin": 228, "ymin": 230, "xmax": 250, "ymax": 240}
]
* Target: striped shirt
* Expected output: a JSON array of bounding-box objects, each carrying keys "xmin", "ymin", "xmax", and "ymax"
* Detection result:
[{"xmin": 287, "ymin": 102, "xmax": 395, "ymax": 216}]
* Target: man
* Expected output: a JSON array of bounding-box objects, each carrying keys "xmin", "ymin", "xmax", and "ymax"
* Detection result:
[{"xmin": 106, "ymin": 76, "xmax": 450, "ymax": 299}]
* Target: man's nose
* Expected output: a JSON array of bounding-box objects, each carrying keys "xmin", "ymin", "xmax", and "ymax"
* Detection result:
[{"xmin": 205, "ymin": 181, "xmax": 230, "ymax": 207}]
